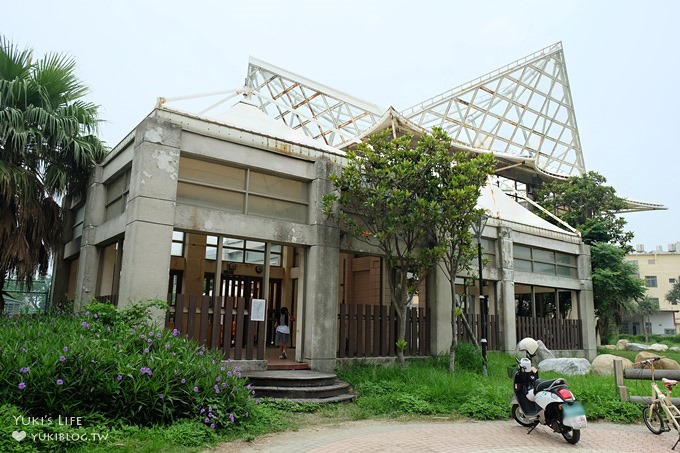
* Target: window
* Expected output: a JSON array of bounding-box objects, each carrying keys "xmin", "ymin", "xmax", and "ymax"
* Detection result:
[
  {"xmin": 670, "ymin": 278, "xmax": 677, "ymax": 284},
  {"xmin": 171, "ymin": 231, "xmax": 185, "ymax": 257},
  {"xmin": 512, "ymin": 245, "xmax": 577, "ymax": 278},
  {"xmin": 205, "ymin": 235, "xmax": 282, "ymax": 266},
  {"xmin": 177, "ymin": 157, "xmax": 309, "ymax": 223},
  {"xmin": 645, "ymin": 276, "xmax": 658, "ymax": 288},
  {"xmin": 72, "ymin": 205, "xmax": 85, "ymax": 239},
  {"xmin": 648, "ymin": 259, "xmax": 656, "ymax": 265},
  {"xmin": 105, "ymin": 169, "xmax": 131, "ymax": 220}
]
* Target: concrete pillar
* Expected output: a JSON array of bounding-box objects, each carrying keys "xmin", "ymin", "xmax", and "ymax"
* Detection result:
[
  {"xmin": 577, "ymin": 242, "xmax": 597, "ymax": 360},
  {"xmin": 427, "ymin": 265, "xmax": 453, "ymax": 355},
  {"xmin": 302, "ymin": 158, "xmax": 339, "ymax": 372},
  {"xmin": 117, "ymin": 117, "xmax": 181, "ymax": 314},
  {"xmin": 74, "ymin": 166, "xmax": 106, "ymax": 309},
  {"xmin": 498, "ymin": 226, "xmax": 517, "ymax": 353}
]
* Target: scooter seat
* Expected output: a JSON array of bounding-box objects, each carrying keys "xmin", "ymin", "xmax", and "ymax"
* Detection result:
[{"xmin": 534, "ymin": 378, "xmax": 566, "ymax": 392}]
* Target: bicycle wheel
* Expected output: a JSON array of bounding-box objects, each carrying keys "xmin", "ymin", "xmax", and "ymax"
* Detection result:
[{"xmin": 643, "ymin": 405, "xmax": 664, "ymax": 434}]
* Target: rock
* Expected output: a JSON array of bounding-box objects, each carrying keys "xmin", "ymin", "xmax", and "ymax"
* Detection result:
[
  {"xmin": 601, "ymin": 345, "xmax": 616, "ymax": 350},
  {"xmin": 634, "ymin": 351, "xmax": 680, "ymax": 370},
  {"xmin": 670, "ymin": 346, "xmax": 680, "ymax": 352},
  {"xmin": 535, "ymin": 340, "xmax": 555, "ymax": 362},
  {"xmin": 649, "ymin": 343, "xmax": 669, "ymax": 352},
  {"xmin": 616, "ymin": 339, "xmax": 629, "ymax": 350},
  {"xmin": 625, "ymin": 342, "xmax": 650, "ymax": 351},
  {"xmin": 538, "ymin": 358, "xmax": 591, "ymax": 376},
  {"xmin": 590, "ymin": 354, "xmax": 633, "ymax": 376}
]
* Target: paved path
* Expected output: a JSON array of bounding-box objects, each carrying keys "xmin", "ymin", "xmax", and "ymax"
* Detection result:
[{"xmin": 215, "ymin": 419, "xmax": 677, "ymax": 452}]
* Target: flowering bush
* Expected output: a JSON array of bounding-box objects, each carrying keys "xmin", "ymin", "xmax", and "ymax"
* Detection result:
[{"xmin": 0, "ymin": 301, "xmax": 257, "ymax": 431}]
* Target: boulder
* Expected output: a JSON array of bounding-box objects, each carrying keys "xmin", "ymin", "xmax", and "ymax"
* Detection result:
[
  {"xmin": 625, "ymin": 342, "xmax": 650, "ymax": 351},
  {"xmin": 616, "ymin": 339, "xmax": 629, "ymax": 350},
  {"xmin": 538, "ymin": 358, "xmax": 591, "ymax": 376},
  {"xmin": 601, "ymin": 345, "xmax": 616, "ymax": 350},
  {"xmin": 590, "ymin": 354, "xmax": 633, "ymax": 376},
  {"xmin": 535, "ymin": 340, "xmax": 555, "ymax": 362},
  {"xmin": 634, "ymin": 351, "xmax": 680, "ymax": 370},
  {"xmin": 670, "ymin": 346, "xmax": 680, "ymax": 352},
  {"xmin": 649, "ymin": 343, "xmax": 669, "ymax": 352}
]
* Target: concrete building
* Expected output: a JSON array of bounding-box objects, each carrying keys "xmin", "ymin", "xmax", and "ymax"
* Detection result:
[
  {"xmin": 53, "ymin": 43, "xmax": 658, "ymax": 371},
  {"xmin": 622, "ymin": 243, "xmax": 680, "ymax": 335}
]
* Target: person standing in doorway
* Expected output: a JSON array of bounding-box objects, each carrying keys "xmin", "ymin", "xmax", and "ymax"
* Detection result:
[{"xmin": 275, "ymin": 307, "xmax": 293, "ymax": 359}]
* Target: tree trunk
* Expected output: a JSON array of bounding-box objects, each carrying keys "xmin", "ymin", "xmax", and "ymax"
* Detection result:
[
  {"xmin": 448, "ymin": 280, "xmax": 458, "ymax": 373},
  {"xmin": 460, "ymin": 312, "xmax": 479, "ymax": 347}
]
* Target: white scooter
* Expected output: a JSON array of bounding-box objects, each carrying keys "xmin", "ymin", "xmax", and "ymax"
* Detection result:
[{"xmin": 510, "ymin": 337, "xmax": 587, "ymax": 445}]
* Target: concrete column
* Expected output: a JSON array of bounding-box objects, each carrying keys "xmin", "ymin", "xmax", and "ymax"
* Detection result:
[
  {"xmin": 302, "ymin": 158, "xmax": 339, "ymax": 372},
  {"xmin": 117, "ymin": 117, "xmax": 181, "ymax": 315},
  {"xmin": 498, "ymin": 226, "xmax": 517, "ymax": 353},
  {"xmin": 74, "ymin": 166, "xmax": 106, "ymax": 309},
  {"xmin": 427, "ymin": 265, "xmax": 452, "ymax": 355},
  {"xmin": 577, "ymin": 242, "xmax": 597, "ymax": 360}
]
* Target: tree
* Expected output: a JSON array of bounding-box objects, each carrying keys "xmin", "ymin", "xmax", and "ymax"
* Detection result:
[
  {"xmin": 323, "ymin": 129, "xmax": 446, "ymax": 366},
  {"xmin": 533, "ymin": 171, "xmax": 633, "ymax": 251},
  {"xmin": 637, "ymin": 297, "xmax": 659, "ymax": 343},
  {"xmin": 666, "ymin": 280, "xmax": 680, "ymax": 306},
  {"xmin": 425, "ymin": 128, "xmax": 495, "ymax": 372},
  {"xmin": 0, "ymin": 37, "xmax": 107, "ymax": 312},
  {"xmin": 533, "ymin": 171, "xmax": 641, "ymax": 342},
  {"xmin": 590, "ymin": 243, "xmax": 646, "ymax": 342}
]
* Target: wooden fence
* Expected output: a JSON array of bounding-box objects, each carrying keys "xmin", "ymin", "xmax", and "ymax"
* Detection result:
[
  {"xmin": 614, "ymin": 359, "xmax": 680, "ymax": 405},
  {"xmin": 165, "ymin": 294, "xmax": 264, "ymax": 360},
  {"xmin": 457, "ymin": 314, "xmax": 500, "ymax": 350},
  {"xmin": 516, "ymin": 316, "xmax": 583, "ymax": 350},
  {"xmin": 337, "ymin": 304, "xmax": 430, "ymax": 358}
]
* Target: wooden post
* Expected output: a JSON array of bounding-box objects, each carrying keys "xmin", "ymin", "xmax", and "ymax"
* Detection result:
[{"xmin": 613, "ymin": 359, "xmax": 629, "ymax": 402}]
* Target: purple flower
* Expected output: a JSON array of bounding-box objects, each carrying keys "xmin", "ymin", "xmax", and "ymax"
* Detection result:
[
  {"xmin": 229, "ymin": 413, "xmax": 235, "ymax": 423},
  {"xmin": 204, "ymin": 417, "xmax": 210, "ymax": 423},
  {"xmin": 140, "ymin": 334, "xmax": 146, "ymax": 339},
  {"xmin": 181, "ymin": 378, "xmax": 186, "ymax": 384},
  {"xmin": 193, "ymin": 386, "xmax": 199, "ymax": 392},
  {"xmin": 216, "ymin": 376, "xmax": 222, "ymax": 382},
  {"xmin": 210, "ymin": 423, "xmax": 215, "ymax": 429},
  {"xmin": 85, "ymin": 311, "xmax": 90, "ymax": 316},
  {"xmin": 143, "ymin": 348, "xmax": 149, "ymax": 354},
  {"xmin": 59, "ymin": 356, "xmax": 66, "ymax": 362},
  {"xmin": 159, "ymin": 394, "xmax": 164, "ymax": 399},
  {"xmin": 172, "ymin": 328, "xmax": 179, "ymax": 337},
  {"xmin": 93, "ymin": 313, "xmax": 99, "ymax": 319},
  {"xmin": 56, "ymin": 379, "xmax": 63, "ymax": 385},
  {"xmin": 200, "ymin": 408, "xmax": 205, "ymax": 414},
  {"xmin": 81, "ymin": 321, "xmax": 90, "ymax": 329},
  {"xmin": 156, "ymin": 333, "xmax": 162, "ymax": 338},
  {"xmin": 139, "ymin": 367, "xmax": 152, "ymax": 376},
  {"xmin": 148, "ymin": 331, "xmax": 154, "ymax": 337},
  {"xmin": 117, "ymin": 375, "xmax": 122, "ymax": 381},
  {"xmin": 63, "ymin": 346, "xmax": 69, "ymax": 352},
  {"xmin": 147, "ymin": 338, "xmax": 152, "ymax": 345},
  {"xmin": 221, "ymin": 382, "xmax": 227, "ymax": 388},
  {"xmin": 18, "ymin": 382, "xmax": 26, "ymax": 390},
  {"xmin": 165, "ymin": 343, "xmax": 171, "ymax": 349},
  {"xmin": 19, "ymin": 367, "xmax": 29, "ymax": 373}
]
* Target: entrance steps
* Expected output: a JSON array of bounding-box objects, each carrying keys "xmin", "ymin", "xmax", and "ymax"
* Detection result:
[{"xmin": 244, "ymin": 370, "xmax": 356, "ymax": 404}]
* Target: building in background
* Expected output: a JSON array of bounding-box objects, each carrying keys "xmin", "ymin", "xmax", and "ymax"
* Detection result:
[{"xmin": 623, "ymin": 242, "xmax": 680, "ymax": 335}]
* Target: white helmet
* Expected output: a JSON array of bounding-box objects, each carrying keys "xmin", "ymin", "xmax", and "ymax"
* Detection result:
[
  {"xmin": 517, "ymin": 337, "xmax": 538, "ymax": 356},
  {"xmin": 519, "ymin": 357, "xmax": 533, "ymax": 372}
]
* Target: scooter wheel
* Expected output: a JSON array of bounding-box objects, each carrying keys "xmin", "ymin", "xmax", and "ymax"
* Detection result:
[
  {"xmin": 511, "ymin": 404, "xmax": 534, "ymax": 427},
  {"xmin": 561, "ymin": 428, "xmax": 580, "ymax": 444}
]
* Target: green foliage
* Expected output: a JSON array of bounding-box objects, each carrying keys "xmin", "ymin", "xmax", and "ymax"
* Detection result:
[
  {"xmin": 395, "ymin": 339, "xmax": 408, "ymax": 352},
  {"xmin": 0, "ymin": 302, "xmax": 258, "ymax": 437},
  {"xmin": 591, "ymin": 243, "xmax": 647, "ymax": 342},
  {"xmin": 533, "ymin": 171, "xmax": 633, "ymax": 250},
  {"xmin": 454, "ymin": 342, "xmax": 482, "ymax": 373},
  {"xmin": 667, "ymin": 280, "xmax": 680, "ymax": 305},
  {"xmin": 0, "ymin": 36, "xmax": 107, "ymax": 304}
]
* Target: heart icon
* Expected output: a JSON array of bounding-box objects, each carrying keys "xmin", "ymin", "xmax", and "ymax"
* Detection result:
[{"xmin": 12, "ymin": 430, "xmax": 26, "ymax": 442}]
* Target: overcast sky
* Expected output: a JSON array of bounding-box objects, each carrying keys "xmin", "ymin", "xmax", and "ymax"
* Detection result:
[{"xmin": 3, "ymin": 0, "xmax": 677, "ymax": 252}]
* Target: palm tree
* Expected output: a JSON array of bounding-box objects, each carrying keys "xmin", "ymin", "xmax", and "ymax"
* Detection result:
[{"xmin": 0, "ymin": 36, "xmax": 107, "ymax": 312}]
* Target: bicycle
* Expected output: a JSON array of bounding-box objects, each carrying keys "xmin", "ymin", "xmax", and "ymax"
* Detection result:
[{"xmin": 637, "ymin": 356, "xmax": 680, "ymax": 450}]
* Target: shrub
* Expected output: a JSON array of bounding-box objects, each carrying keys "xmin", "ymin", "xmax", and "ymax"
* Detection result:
[{"xmin": 0, "ymin": 301, "xmax": 257, "ymax": 435}]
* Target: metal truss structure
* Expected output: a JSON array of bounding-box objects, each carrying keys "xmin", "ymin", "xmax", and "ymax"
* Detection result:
[
  {"xmin": 245, "ymin": 43, "xmax": 585, "ymax": 179},
  {"xmin": 157, "ymin": 43, "xmax": 665, "ymax": 212}
]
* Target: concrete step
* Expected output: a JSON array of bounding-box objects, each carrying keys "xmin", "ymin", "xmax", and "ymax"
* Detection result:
[{"xmin": 244, "ymin": 370, "xmax": 356, "ymax": 403}]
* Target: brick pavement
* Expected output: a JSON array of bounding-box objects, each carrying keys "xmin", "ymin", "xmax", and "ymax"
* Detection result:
[{"xmin": 217, "ymin": 419, "xmax": 677, "ymax": 452}]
